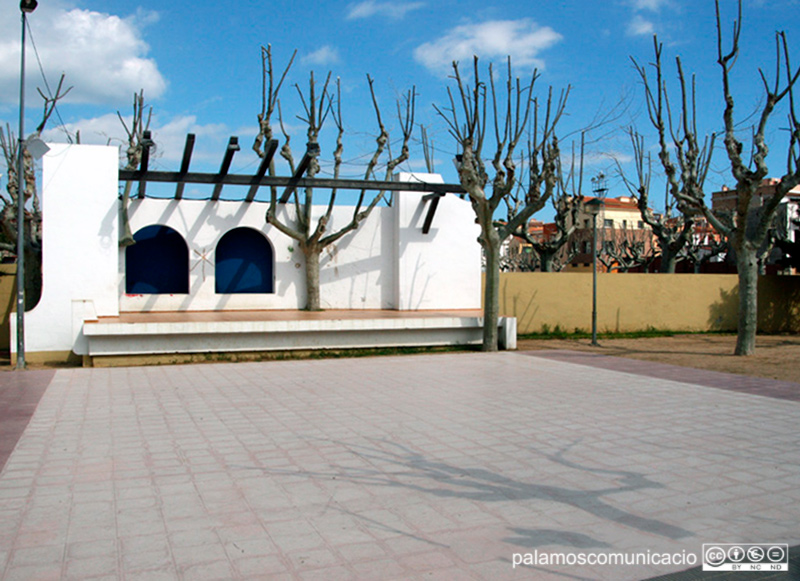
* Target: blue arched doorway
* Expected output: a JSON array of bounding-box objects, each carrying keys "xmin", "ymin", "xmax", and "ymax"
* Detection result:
[
  {"xmin": 125, "ymin": 225, "xmax": 189, "ymax": 294},
  {"xmin": 215, "ymin": 228, "xmax": 274, "ymax": 294}
]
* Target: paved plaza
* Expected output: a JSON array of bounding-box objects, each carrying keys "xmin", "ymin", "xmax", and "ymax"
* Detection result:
[{"xmin": 0, "ymin": 351, "xmax": 798, "ymax": 580}]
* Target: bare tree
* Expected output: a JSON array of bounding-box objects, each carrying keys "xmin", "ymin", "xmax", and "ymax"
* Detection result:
[
  {"xmin": 254, "ymin": 45, "xmax": 414, "ymax": 311},
  {"xmin": 117, "ymin": 90, "xmax": 153, "ymax": 247},
  {"xmin": 500, "ymin": 248, "xmax": 538, "ymax": 272},
  {"xmin": 624, "ymin": 38, "xmax": 717, "ymax": 274},
  {"xmin": 0, "ymin": 74, "xmax": 71, "ymax": 308},
  {"xmin": 598, "ymin": 225, "xmax": 655, "ymax": 272},
  {"xmin": 436, "ymin": 57, "xmax": 568, "ymax": 350},
  {"xmin": 684, "ymin": 225, "xmax": 728, "ymax": 273},
  {"xmin": 661, "ymin": 0, "xmax": 800, "ymax": 355},
  {"xmin": 527, "ymin": 139, "xmax": 585, "ymax": 273},
  {"xmin": 420, "ymin": 125, "xmax": 436, "ymax": 174},
  {"xmin": 548, "ymin": 238, "xmax": 582, "ymax": 272},
  {"xmin": 771, "ymin": 204, "xmax": 800, "ymax": 271},
  {"xmin": 512, "ymin": 190, "xmax": 582, "ymax": 273}
]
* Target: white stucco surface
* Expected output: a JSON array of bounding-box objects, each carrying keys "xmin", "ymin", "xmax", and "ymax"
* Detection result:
[
  {"xmin": 11, "ymin": 143, "xmax": 119, "ymax": 355},
  {"xmin": 119, "ymin": 199, "xmax": 395, "ymax": 312},
  {"xmin": 13, "ymin": 146, "xmax": 483, "ymax": 356},
  {"xmin": 393, "ymin": 173, "xmax": 481, "ymax": 310}
]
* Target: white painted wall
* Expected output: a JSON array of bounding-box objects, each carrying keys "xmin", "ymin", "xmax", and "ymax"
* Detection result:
[
  {"xmin": 393, "ymin": 173, "xmax": 482, "ymax": 310},
  {"xmin": 120, "ymin": 199, "xmax": 395, "ymax": 311},
  {"xmin": 14, "ymin": 145, "xmax": 482, "ymax": 355},
  {"xmin": 12, "ymin": 143, "xmax": 119, "ymax": 354}
]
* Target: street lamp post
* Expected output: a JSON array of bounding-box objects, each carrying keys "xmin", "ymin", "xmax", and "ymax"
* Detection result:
[
  {"xmin": 16, "ymin": 0, "xmax": 38, "ymax": 370},
  {"xmin": 585, "ymin": 197, "xmax": 603, "ymax": 346},
  {"xmin": 587, "ymin": 172, "xmax": 607, "ymax": 347}
]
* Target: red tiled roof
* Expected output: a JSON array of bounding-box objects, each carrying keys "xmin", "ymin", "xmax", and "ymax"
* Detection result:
[{"xmin": 584, "ymin": 196, "xmax": 639, "ymax": 209}]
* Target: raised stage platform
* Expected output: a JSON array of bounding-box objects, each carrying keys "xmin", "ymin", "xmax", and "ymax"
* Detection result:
[{"xmin": 82, "ymin": 310, "xmax": 517, "ymax": 363}]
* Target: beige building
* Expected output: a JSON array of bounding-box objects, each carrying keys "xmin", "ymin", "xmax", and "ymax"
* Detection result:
[
  {"xmin": 500, "ymin": 195, "xmax": 663, "ymax": 273},
  {"xmin": 567, "ymin": 196, "xmax": 654, "ymax": 272},
  {"xmin": 573, "ymin": 195, "xmax": 646, "ymax": 231},
  {"xmin": 711, "ymin": 179, "xmax": 800, "ymax": 212},
  {"xmin": 711, "ymin": 179, "xmax": 800, "ymax": 274}
]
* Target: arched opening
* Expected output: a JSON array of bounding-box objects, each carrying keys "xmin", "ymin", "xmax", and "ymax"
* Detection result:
[
  {"xmin": 126, "ymin": 225, "xmax": 189, "ymax": 294},
  {"xmin": 215, "ymin": 228, "xmax": 274, "ymax": 294}
]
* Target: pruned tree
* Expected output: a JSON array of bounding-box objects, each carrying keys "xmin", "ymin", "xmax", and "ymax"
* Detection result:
[
  {"xmin": 656, "ymin": 0, "xmax": 800, "ymax": 355},
  {"xmin": 435, "ymin": 57, "xmax": 568, "ymax": 350},
  {"xmin": 516, "ymin": 127, "xmax": 625, "ymax": 273},
  {"xmin": 254, "ymin": 45, "xmax": 414, "ymax": 311},
  {"xmin": 420, "ymin": 125, "xmax": 436, "ymax": 174},
  {"xmin": 510, "ymin": 188, "xmax": 582, "ymax": 273},
  {"xmin": 624, "ymin": 38, "xmax": 717, "ymax": 274},
  {"xmin": 0, "ymin": 74, "xmax": 71, "ymax": 308},
  {"xmin": 771, "ymin": 204, "xmax": 800, "ymax": 271},
  {"xmin": 598, "ymin": 225, "xmax": 654, "ymax": 272},
  {"xmin": 118, "ymin": 90, "xmax": 153, "ymax": 247},
  {"xmin": 500, "ymin": 248, "xmax": 538, "ymax": 272},
  {"xmin": 524, "ymin": 138, "xmax": 585, "ymax": 272},
  {"xmin": 548, "ymin": 238, "xmax": 582, "ymax": 272},
  {"xmin": 684, "ymin": 224, "xmax": 728, "ymax": 273}
]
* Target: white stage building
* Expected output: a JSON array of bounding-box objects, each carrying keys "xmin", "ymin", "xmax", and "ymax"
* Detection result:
[{"xmin": 11, "ymin": 143, "xmax": 515, "ymax": 365}]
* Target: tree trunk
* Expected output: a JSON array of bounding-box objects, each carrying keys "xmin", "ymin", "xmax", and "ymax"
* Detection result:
[
  {"xmin": 734, "ymin": 243, "xmax": 758, "ymax": 356},
  {"xmin": 659, "ymin": 246, "xmax": 678, "ymax": 273},
  {"xmin": 540, "ymin": 252, "xmax": 556, "ymax": 273},
  {"xmin": 119, "ymin": 181, "xmax": 135, "ymax": 247},
  {"xmin": 24, "ymin": 245, "xmax": 41, "ymax": 311},
  {"xmin": 303, "ymin": 245, "xmax": 322, "ymax": 311},
  {"xmin": 482, "ymin": 229, "xmax": 501, "ymax": 352}
]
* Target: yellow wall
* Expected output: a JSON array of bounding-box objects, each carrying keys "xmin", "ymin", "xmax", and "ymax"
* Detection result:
[
  {"xmin": 757, "ymin": 275, "xmax": 800, "ymax": 333},
  {"xmin": 5, "ymin": 269, "xmax": 800, "ymax": 363},
  {"xmin": 0, "ymin": 264, "xmax": 15, "ymax": 350},
  {"xmin": 498, "ymin": 272, "xmax": 800, "ymax": 334}
]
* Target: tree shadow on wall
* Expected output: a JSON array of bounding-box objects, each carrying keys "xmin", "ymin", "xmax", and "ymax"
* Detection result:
[
  {"xmin": 708, "ymin": 279, "xmax": 800, "ymax": 334},
  {"xmin": 758, "ymin": 277, "xmax": 800, "ymax": 334},
  {"xmin": 502, "ymin": 277, "xmax": 539, "ymax": 332},
  {"xmin": 707, "ymin": 286, "xmax": 738, "ymax": 332}
]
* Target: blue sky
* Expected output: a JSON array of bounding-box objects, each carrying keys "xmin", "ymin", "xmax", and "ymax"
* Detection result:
[{"xmin": 0, "ymin": 0, "xmax": 798, "ymax": 215}]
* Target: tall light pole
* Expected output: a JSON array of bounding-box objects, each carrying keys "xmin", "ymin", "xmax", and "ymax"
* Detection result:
[
  {"xmin": 588, "ymin": 172, "xmax": 607, "ymax": 347},
  {"xmin": 585, "ymin": 198, "xmax": 603, "ymax": 346},
  {"xmin": 16, "ymin": 0, "xmax": 38, "ymax": 370}
]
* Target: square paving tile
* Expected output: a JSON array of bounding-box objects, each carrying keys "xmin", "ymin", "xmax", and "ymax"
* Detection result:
[{"xmin": 0, "ymin": 352, "xmax": 799, "ymax": 580}]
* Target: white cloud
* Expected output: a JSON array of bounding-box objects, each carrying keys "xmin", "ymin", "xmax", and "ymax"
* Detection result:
[
  {"xmin": 414, "ymin": 19, "xmax": 562, "ymax": 75},
  {"xmin": 147, "ymin": 116, "xmax": 230, "ymax": 165},
  {"xmin": 630, "ymin": 0, "xmax": 668, "ymax": 10},
  {"xmin": 130, "ymin": 7, "xmax": 160, "ymax": 27},
  {"xmin": 41, "ymin": 113, "xmax": 231, "ymax": 166},
  {"xmin": 628, "ymin": 15, "xmax": 655, "ymax": 36},
  {"xmin": 40, "ymin": 112, "xmax": 125, "ymax": 147},
  {"xmin": 626, "ymin": 0, "xmax": 669, "ymax": 36},
  {"xmin": 347, "ymin": 1, "xmax": 425, "ymax": 20},
  {"xmin": 302, "ymin": 46, "xmax": 341, "ymax": 67},
  {"xmin": 0, "ymin": 2, "xmax": 166, "ymax": 105}
]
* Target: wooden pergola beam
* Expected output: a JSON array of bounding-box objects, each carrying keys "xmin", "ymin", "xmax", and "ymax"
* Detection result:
[
  {"xmin": 119, "ymin": 170, "xmax": 466, "ymax": 196},
  {"xmin": 211, "ymin": 137, "xmax": 241, "ymax": 201},
  {"xmin": 279, "ymin": 149, "xmax": 315, "ymax": 204},
  {"xmin": 246, "ymin": 139, "xmax": 278, "ymax": 202},
  {"xmin": 422, "ymin": 193, "xmax": 444, "ymax": 234},
  {"xmin": 174, "ymin": 133, "xmax": 196, "ymax": 200},
  {"xmin": 119, "ymin": 134, "xmax": 467, "ymax": 231}
]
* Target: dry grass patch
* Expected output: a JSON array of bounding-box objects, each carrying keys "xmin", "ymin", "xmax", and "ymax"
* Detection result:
[{"xmin": 518, "ymin": 334, "xmax": 800, "ymax": 384}]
